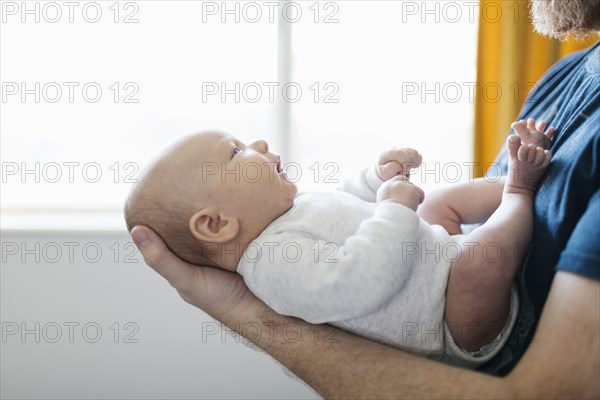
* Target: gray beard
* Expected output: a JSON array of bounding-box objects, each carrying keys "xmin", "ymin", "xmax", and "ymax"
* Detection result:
[{"xmin": 530, "ymin": 0, "xmax": 600, "ymax": 39}]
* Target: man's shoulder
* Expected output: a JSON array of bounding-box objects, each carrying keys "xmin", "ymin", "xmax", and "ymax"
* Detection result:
[
  {"xmin": 540, "ymin": 40, "xmax": 599, "ymax": 82},
  {"xmin": 519, "ymin": 41, "xmax": 600, "ymax": 118}
]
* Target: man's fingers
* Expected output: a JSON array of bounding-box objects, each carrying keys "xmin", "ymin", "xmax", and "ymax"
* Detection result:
[{"xmin": 131, "ymin": 225, "xmax": 201, "ymax": 293}]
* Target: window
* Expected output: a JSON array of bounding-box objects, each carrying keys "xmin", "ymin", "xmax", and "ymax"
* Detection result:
[{"xmin": 1, "ymin": 1, "xmax": 477, "ymax": 217}]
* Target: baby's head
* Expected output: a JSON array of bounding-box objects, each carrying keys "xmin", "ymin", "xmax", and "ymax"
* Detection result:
[{"xmin": 125, "ymin": 130, "xmax": 297, "ymax": 270}]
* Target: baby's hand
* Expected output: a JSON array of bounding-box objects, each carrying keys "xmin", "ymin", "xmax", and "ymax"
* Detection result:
[
  {"xmin": 376, "ymin": 147, "xmax": 422, "ymax": 181},
  {"xmin": 376, "ymin": 175, "xmax": 425, "ymax": 211},
  {"xmin": 510, "ymin": 118, "xmax": 555, "ymax": 150}
]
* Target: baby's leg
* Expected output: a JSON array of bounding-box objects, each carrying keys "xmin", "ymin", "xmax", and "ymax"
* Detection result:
[{"xmin": 445, "ymin": 135, "xmax": 551, "ymax": 351}]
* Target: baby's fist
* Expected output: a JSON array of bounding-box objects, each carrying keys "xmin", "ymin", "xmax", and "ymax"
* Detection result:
[
  {"xmin": 376, "ymin": 175, "xmax": 425, "ymax": 211},
  {"xmin": 377, "ymin": 147, "xmax": 422, "ymax": 182}
]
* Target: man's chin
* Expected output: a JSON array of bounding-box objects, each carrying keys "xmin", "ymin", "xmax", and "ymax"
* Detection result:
[{"xmin": 530, "ymin": 0, "xmax": 600, "ymax": 39}]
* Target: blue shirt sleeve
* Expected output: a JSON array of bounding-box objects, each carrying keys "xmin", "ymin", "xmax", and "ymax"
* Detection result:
[{"xmin": 556, "ymin": 189, "xmax": 600, "ymax": 280}]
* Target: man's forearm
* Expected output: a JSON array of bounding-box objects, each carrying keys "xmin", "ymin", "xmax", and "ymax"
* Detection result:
[
  {"xmin": 222, "ymin": 272, "xmax": 599, "ymax": 400},
  {"xmin": 223, "ymin": 303, "xmax": 510, "ymax": 399}
]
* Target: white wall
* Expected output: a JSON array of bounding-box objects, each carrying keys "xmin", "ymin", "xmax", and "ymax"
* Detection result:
[
  {"xmin": 1, "ymin": 1, "xmax": 480, "ymax": 397},
  {"xmin": 1, "ymin": 231, "xmax": 319, "ymax": 400}
]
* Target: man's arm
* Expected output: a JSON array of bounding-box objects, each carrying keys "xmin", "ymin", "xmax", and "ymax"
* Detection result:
[
  {"xmin": 274, "ymin": 271, "xmax": 598, "ymax": 399},
  {"xmin": 418, "ymin": 177, "xmax": 505, "ymax": 234},
  {"xmin": 132, "ymin": 226, "xmax": 599, "ymax": 399}
]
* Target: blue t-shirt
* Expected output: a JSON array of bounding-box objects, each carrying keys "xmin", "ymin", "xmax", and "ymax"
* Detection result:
[{"xmin": 481, "ymin": 41, "xmax": 600, "ymax": 375}]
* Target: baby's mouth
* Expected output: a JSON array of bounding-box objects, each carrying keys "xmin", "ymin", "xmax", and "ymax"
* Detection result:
[{"xmin": 276, "ymin": 157, "xmax": 288, "ymax": 180}]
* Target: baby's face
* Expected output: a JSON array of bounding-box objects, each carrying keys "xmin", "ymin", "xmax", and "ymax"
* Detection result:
[{"xmin": 174, "ymin": 130, "xmax": 298, "ymax": 228}]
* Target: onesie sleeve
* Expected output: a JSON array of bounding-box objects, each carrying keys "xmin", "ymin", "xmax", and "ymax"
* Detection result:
[
  {"xmin": 339, "ymin": 165, "xmax": 385, "ymax": 203},
  {"xmin": 237, "ymin": 203, "xmax": 420, "ymax": 324}
]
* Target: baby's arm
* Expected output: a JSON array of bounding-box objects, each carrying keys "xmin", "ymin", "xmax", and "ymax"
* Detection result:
[
  {"xmin": 341, "ymin": 147, "xmax": 422, "ymax": 202},
  {"xmin": 239, "ymin": 178, "xmax": 424, "ymax": 323}
]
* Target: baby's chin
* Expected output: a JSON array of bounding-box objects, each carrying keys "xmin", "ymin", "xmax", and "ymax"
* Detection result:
[
  {"xmin": 271, "ymin": 196, "xmax": 296, "ymax": 220},
  {"xmin": 285, "ymin": 186, "xmax": 299, "ymax": 207}
]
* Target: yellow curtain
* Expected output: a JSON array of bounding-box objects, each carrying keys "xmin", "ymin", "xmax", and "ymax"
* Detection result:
[{"xmin": 474, "ymin": 0, "xmax": 598, "ymax": 175}]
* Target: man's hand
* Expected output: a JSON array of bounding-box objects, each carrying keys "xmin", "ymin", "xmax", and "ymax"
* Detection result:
[
  {"xmin": 376, "ymin": 147, "xmax": 422, "ymax": 181},
  {"xmin": 130, "ymin": 226, "xmax": 265, "ymax": 324},
  {"xmin": 376, "ymin": 175, "xmax": 425, "ymax": 211}
]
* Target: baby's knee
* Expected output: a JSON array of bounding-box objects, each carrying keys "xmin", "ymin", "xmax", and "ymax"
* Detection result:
[{"xmin": 456, "ymin": 236, "xmax": 518, "ymax": 284}]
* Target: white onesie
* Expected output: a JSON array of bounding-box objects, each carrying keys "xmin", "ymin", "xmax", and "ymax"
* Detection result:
[{"xmin": 237, "ymin": 166, "xmax": 518, "ymax": 368}]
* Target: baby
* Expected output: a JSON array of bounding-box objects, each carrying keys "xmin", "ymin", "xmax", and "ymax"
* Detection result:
[{"xmin": 125, "ymin": 118, "xmax": 553, "ymax": 367}]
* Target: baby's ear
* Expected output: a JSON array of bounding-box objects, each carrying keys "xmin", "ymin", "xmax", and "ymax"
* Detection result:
[{"xmin": 189, "ymin": 208, "xmax": 239, "ymax": 243}]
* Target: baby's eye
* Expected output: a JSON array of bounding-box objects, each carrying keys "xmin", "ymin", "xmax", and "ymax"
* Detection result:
[{"xmin": 232, "ymin": 147, "xmax": 240, "ymax": 157}]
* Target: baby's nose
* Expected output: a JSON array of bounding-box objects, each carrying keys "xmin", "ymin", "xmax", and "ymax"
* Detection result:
[{"xmin": 251, "ymin": 139, "xmax": 269, "ymax": 153}]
